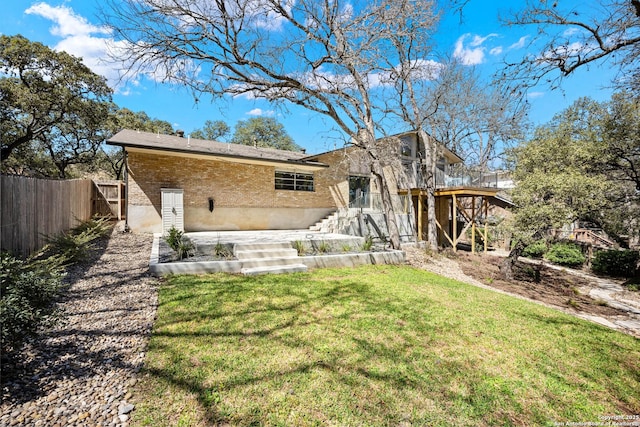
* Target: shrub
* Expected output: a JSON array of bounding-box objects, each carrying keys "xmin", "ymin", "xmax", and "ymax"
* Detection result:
[
  {"xmin": 164, "ymin": 226, "xmax": 194, "ymax": 260},
  {"xmin": 0, "ymin": 252, "xmax": 66, "ymax": 356},
  {"xmin": 592, "ymin": 250, "xmax": 639, "ymax": 277},
  {"xmin": 41, "ymin": 216, "xmax": 113, "ymax": 264},
  {"xmin": 316, "ymin": 241, "xmax": 331, "ymax": 254},
  {"xmin": 165, "ymin": 226, "xmax": 184, "ymax": 252},
  {"xmin": 292, "ymin": 240, "xmax": 306, "ymax": 256},
  {"xmin": 522, "ymin": 240, "xmax": 547, "ymax": 259},
  {"xmin": 1, "ymin": 217, "xmax": 113, "ymax": 359},
  {"xmin": 545, "ymin": 242, "xmax": 586, "ymax": 267},
  {"xmin": 71, "ymin": 216, "xmax": 112, "ymax": 238}
]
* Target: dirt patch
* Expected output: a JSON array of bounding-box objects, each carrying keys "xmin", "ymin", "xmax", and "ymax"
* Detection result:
[{"xmin": 453, "ymin": 252, "xmax": 622, "ymax": 317}]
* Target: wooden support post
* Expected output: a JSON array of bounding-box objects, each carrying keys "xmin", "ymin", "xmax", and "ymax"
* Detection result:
[
  {"xmin": 484, "ymin": 197, "xmax": 489, "ymax": 253},
  {"xmin": 471, "ymin": 196, "xmax": 476, "ymax": 254},
  {"xmin": 417, "ymin": 194, "xmax": 423, "ymax": 242},
  {"xmin": 452, "ymin": 194, "xmax": 457, "ymax": 252}
]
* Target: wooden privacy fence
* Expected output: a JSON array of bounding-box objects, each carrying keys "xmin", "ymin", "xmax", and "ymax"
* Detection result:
[{"xmin": 1, "ymin": 175, "xmax": 114, "ymax": 257}]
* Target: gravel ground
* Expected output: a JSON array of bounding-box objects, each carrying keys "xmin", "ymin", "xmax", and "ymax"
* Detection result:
[{"xmin": 1, "ymin": 222, "xmax": 159, "ymax": 427}]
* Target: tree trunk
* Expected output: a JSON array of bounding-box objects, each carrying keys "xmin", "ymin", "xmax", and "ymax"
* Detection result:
[
  {"xmin": 371, "ymin": 159, "xmax": 401, "ymax": 250},
  {"xmin": 501, "ymin": 240, "xmax": 525, "ymax": 280},
  {"xmin": 420, "ymin": 130, "xmax": 438, "ymax": 250}
]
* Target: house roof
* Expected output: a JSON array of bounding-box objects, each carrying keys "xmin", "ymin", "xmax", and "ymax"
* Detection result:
[
  {"xmin": 301, "ymin": 130, "xmax": 465, "ymax": 164},
  {"xmin": 106, "ymin": 129, "xmax": 328, "ymax": 170}
]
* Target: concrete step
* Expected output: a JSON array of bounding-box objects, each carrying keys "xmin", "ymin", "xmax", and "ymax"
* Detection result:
[
  {"xmin": 241, "ymin": 264, "xmax": 308, "ymax": 276},
  {"xmin": 234, "ymin": 241, "xmax": 292, "ymax": 252},
  {"xmin": 240, "ymin": 256, "xmax": 304, "ymax": 269},
  {"xmin": 235, "ymin": 248, "xmax": 298, "ymax": 260}
]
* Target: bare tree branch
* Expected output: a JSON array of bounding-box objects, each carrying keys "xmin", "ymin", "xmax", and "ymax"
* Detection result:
[{"xmin": 502, "ymin": 0, "xmax": 640, "ymax": 92}]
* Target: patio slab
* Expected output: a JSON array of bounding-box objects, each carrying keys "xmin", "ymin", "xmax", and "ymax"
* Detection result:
[{"xmin": 149, "ymin": 229, "xmax": 405, "ymax": 275}]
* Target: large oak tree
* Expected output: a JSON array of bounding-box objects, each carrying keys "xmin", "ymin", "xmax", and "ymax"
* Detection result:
[{"xmin": 0, "ymin": 35, "xmax": 113, "ymax": 177}]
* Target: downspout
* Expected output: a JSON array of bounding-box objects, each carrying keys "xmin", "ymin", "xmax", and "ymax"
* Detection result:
[{"xmin": 123, "ymin": 147, "xmax": 130, "ymax": 232}]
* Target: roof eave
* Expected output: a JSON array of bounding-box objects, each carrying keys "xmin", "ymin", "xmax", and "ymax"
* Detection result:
[{"xmin": 108, "ymin": 141, "xmax": 329, "ymax": 170}]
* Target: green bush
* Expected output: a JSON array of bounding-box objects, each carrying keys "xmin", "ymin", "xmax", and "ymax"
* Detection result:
[
  {"xmin": 42, "ymin": 216, "xmax": 112, "ymax": 263},
  {"xmin": 0, "ymin": 252, "xmax": 66, "ymax": 355},
  {"xmin": 1, "ymin": 217, "xmax": 113, "ymax": 359},
  {"xmin": 164, "ymin": 226, "xmax": 194, "ymax": 260},
  {"xmin": 544, "ymin": 242, "xmax": 586, "ymax": 267},
  {"xmin": 592, "ymin": 250, "xmax": 639, "ymax": 277},
  {"xmin": 522, "ymin": 240, "xmax": 547, "ymax": 259}
]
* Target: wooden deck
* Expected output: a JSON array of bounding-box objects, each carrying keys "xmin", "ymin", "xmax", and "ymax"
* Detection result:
[{"xmin": 400, "ymin": 186, "xmax": 513, "ymax": 252}]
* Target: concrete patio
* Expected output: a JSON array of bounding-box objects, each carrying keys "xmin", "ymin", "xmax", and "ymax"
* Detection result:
[{"xmin": 149, "ymin": 229, "xmax": 406, "ymax": 275}]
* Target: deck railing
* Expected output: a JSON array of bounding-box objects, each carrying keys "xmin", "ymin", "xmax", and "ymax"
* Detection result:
[{"xmin": 435, "ymin": 168, "xmax": 513, "ymax": 189}]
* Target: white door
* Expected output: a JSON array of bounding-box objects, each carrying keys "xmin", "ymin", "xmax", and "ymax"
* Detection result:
[{"xmin": 161, "ymin": 188, "xmax": 184, "ymax": 233}]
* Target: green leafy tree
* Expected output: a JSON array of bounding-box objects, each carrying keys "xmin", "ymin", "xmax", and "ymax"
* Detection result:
[
  {"xmin": 600, "ymin": 92, "xmax": 640, "ymax": 192},
  {"xmin": 505, "ymin": 98, "xmax": 606, "ymax": 276},
  {"xmin": 505, "ymin": 96, "xmax": 638, "ymax": 276},
  {"xmin": 190, "ymin": 120, "xmax": 230, "ymax": 141},
  {"xmin": 231, "ymin": 117, "xmax": 301, "ymax": 151},
  {"xmin": 0, "ymin": 35, "xmax": 113, "ymax": 176}
]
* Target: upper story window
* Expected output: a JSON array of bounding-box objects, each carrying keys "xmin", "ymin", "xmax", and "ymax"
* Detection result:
[
  {"xmin": 275, "ymin": 171, "xmax": 314, "ymax": 191},
  {"xmin": 400, "ymin": 135, "xmax": 414, "ymax": 158}
]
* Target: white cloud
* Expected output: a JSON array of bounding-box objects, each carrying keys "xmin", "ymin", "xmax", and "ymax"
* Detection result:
[
  {"xmin": 563, "ymin": 27, "xmax": 580, "ymax": 37},
  {"xmin": 470, "ymin": 33, "xmax": 498, "ymax": 47},
  {"xmin": 22, "ymin": 2, "xmax": 179, "ymax": 94},
  {"xmin": 24, "ymin": 3, "xmax": 126, "ymax": 87},
  {"xmin": 25, "ymin": 2, "xmax": 110, "ymax": 37},
  {"xmin": 508, "ymin": 36, "xmax": 529, "ymax": 50},
  {"xmin": 490, "ymin": 46, "xmax": 503, "ymax": 56},
  {"xmin": 527, "ymin": 91, "xmax": 545, "ymax": 99},
  {"xmin": 453, "ymin": 34, "xmax": 487, "ymax": 65},
  {"xmin": 247, "ymin": 108, "xmax": 275, "ymax": 116}
]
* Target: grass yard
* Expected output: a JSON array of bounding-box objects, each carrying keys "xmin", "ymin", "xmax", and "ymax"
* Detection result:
[{"xmin": 131, "ymin": 266, "xmax": 640, "ymax": 427}]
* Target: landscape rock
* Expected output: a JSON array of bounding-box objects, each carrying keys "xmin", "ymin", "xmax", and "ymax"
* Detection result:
[{"xmin": 0, "ymin": 223, "xmax": 158, "ymax": 427}]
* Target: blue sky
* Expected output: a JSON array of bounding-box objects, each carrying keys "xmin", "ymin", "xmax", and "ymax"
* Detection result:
[{"xmin": 1, "ymin": 0, "xmax": 618, "ymax": 154}]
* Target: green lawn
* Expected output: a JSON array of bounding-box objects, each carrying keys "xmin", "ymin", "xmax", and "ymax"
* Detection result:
[{"xmin": 132, "ymin": 265, "xmax": 640, "ymax": 427}]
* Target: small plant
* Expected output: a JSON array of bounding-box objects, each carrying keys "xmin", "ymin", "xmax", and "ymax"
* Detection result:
[
  {"xmin": 41, "ymin": 216, "xmax": 113, "ymax": 264},
  {"xmin": 165, "ymin": 226, "xmax": 184, "ymax": 252},
  {"xmin": 485, "ymin": 277, "xmax": 494, "ymax": 285},
  {"xmin": 361, "ymin": 235, "xmax": 374, "ymax": 251},
  {"xmin": 164, "ymin": 226, "xmax": 194, "ymax": 260},
  {"xmin": 177, "ymin": 239, "xmax": 195, "ymax": 260},
  {"xmin": 316, "ymin": 241, "xmax": 331, "ymax": 254},
  {"xmin": 594, "ymin": 299, "xmax": 609, "ymax": 307},
  {"xmin": 214, "ymin": 241, "xmax": 232, "ymax": 259},
  {"xmin": 292, "ymin": 240, "xmax": 306, "ymax": 256},
  {"xmin": 545, "ymin": 242, "xmax": 586, "ymax": 267},
  {"xmin": 341, "ymin": 244, "xmax": 352, "ymax": 253},
  {"xmin": 571, "ymin": 287, "xmax": 581, "ymax": 295}
]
